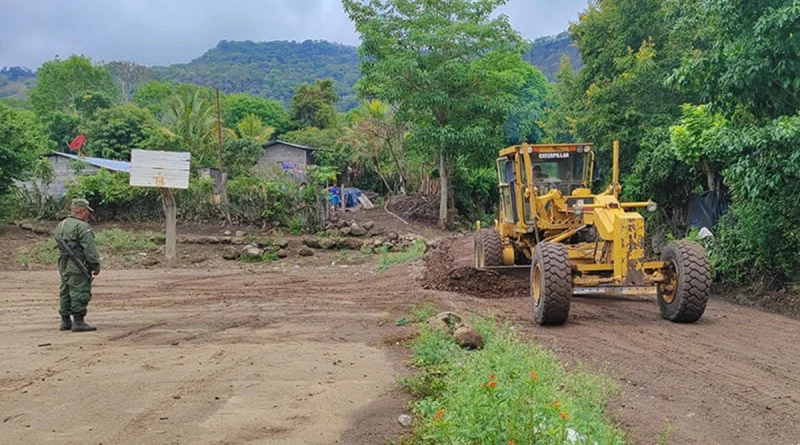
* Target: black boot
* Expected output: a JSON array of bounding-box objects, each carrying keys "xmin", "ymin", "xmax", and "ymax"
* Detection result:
[
  {"xmin": 71, "ymin": 313, "xmax": 96, "ymax": 332},
  {"xmin": 60, "ymin": 315, "xmax": 72, "ymax": 331}
]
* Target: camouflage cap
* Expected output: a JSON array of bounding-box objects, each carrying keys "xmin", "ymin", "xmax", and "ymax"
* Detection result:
[{"xmin": 71, "ymin": 198, "xmax": 94, "ymax": 212}]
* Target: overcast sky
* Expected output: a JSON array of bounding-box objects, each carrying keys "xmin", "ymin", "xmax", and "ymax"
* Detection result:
[{"xmin": 0, "ymin": 0, "xmax": 587, "ymax": 69}]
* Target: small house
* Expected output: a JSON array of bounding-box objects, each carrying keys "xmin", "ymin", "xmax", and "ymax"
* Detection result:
[
  {"xmin": 259, "ymin": 140, "xmax": 327, "ymax": 169},
  {"xmin": 19, "ymin": 152, "xmax": 131, "ymax": 197}
]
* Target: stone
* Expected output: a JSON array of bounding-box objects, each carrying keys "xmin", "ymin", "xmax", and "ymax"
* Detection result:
[
  {"xmin": 275, "ymin": 238, "xmax": 290, "ymax": 249},
  {"xmin": 373, "ymin": 239, "xmax": 384, "ymax": 247},
  {"xmin": 221, "ymin": 246, "xmax": 240, "ymax": 260},
  {"xmin": 276, "ymin": 249, "xmax": 289, "ymax": 259},
  {"xmin": 231, "ymin": 236, "xmax": 246, "ymax": 245},
  {"xmin": 340, "ymin": 227, "xmax": 352, "ymax": 236},
  {"xmin": 303, "ymin": 237, "xmax": 321, "ymax": 249},
  {"xmin": 326, "ymin": 228, "xmax": 339, "ymax": 237},
  {"xmin": 223, "ymin": 230, "xmax": 232, "ymax": 236},
  {"xmin": 340, "ymin": 238, "xmax": 364, "ymax": 250},
  {"xmin": 235, "ymin": 230, "xmax": 246, "ymax": 237},
  {"xmin": 363, "ymin": 221, "xmax": 376, "ymax": 231},
  {"xmin": 298, "ymin": 246, "xmax": 314, "ymax": 257},
  {"xmin": 319, "ymin": 238, "xmax": 339, "ymax": 250},
  {"xmin": 454, "ymin": 325, "xmax": 484, "ymax": 350},
  {"xmin": 388, "ymin": 231, "xmax": 399, "ymax": 241},
  {"xmin": 350, "ymin": 226, "xmax": 367, "ymax": 237},
  {"xmin": 242, "ymin": 246, "xmax": 264, "ymax": 261},
  {"xmin": 426, "ymin": 312, "xmax": 463, "ymax": 335},
  {"xmin": 397, "ymin": 414, "xmax": 413, "ymax": 427},
  {"xmin": 337, "ymin": 220, "xmax": 349, "ymax": 229}
]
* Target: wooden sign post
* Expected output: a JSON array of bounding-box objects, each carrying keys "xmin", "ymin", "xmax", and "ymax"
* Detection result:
[{"xmin": 129, "ymin": 150, "xmax": 191, "ymax": 268}]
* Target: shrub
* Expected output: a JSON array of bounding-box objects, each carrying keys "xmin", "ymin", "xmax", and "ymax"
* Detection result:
[
  {"xmin": 404, "ymin": 316, "xmax": 625, "ymax": 444},
  {"xmin": 68, "ymin": 170, "xmax": 161, "ymax": 221}
]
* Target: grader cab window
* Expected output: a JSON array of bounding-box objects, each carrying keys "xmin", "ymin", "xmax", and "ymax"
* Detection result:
[
  {"xmin": 497, "ymin": 158, "xmax": 516, "ymax": 223},
  {"xmin": 532, "ymin": 152, "xmax": 589, "ymax": 195}
]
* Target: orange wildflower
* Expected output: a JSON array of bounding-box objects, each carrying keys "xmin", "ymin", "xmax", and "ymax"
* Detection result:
[
  {"xmin": 509, "ymin": 441, "xmax": 517, "ymax": 445},
  {"xmin": 488, "ymin": 381, "xmax": 497, "ymax": 389},
  {"xmin": 433, "ymin": 409, "xmax": 445, "ymax": 421},
  {"xmin": 552, "ymin": 400, "xmax": 561, "ymax": 409},
  {"xmin": 489, "ymin": 373, "xmax": 496, "ymax": 381},
  {"xmin": 560, "ymin": 411, "xmax": 569, "ymax": 421},
  {"xmin": 529, "ymin": 371, "xmax": 538, "ymax": 381}
]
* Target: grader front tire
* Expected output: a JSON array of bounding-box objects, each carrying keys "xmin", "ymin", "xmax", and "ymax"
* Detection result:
[
  {"xmin": 658, "ymin": 241, "xmax": 710, "ymax": 323},
  {"xmin": 531, "ymin": 242, "xmax": 573, "ymax": 326},
  {"xmin": 474, "ymin": 229, "xmax": 503, "ymax": 268}
]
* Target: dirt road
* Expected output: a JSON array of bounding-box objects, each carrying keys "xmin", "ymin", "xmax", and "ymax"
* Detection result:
[
  {"xmin": 0, "ymin": 263, "xmax": 418, "ymax": 445},
  {"xmin": 3, "ymin": 225, "xmax": 800, "ymax": 445},
  {"xmin": 427, "ymin": 236, "xmax": 800, "ymax": 445}
]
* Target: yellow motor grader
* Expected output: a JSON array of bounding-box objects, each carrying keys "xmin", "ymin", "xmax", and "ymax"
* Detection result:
[{"xmin": 474, "ymin": 141, "xmax": 710, "ymax": 326}]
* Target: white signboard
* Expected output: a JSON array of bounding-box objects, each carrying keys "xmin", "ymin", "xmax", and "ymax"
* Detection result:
[{"xmin": 129, "ymin": 150, "xmax": 191, "ymax": 189}]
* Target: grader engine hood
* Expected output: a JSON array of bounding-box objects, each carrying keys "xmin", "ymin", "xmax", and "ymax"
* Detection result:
[{"xmin": 581, "ymin": 198, "xmax": 647, "ymax": 286}]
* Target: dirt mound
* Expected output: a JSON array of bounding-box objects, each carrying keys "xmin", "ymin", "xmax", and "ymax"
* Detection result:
[
  {"xmin": 421, "ymin": 237, "xmax": 527, "ymax": 299},
  {"xmin": 387, "ymin": 194, "xmax": 439, "ymax": 225}
]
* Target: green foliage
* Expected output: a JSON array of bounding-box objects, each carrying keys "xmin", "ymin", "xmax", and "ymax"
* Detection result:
[
  {"xmin": 152, "ymin": 40, "xmax": 360, "ymax": 110},
  {"xmin": 344, "ymin": 0, "xmax": 534, "ymax": 226},
  {"xmin": 106, "ymin": 61, "xmax": 152, "ymax": 103},
  {"xmin": 0, "ymin": 104, "xmax": 48, "ymax": 197},
  {"xmin": 68, "ymin": 170, "xmax": 162, "ymax": 221},
  {"xmin": 222, "ymin": 93, "xmax": 289, "ymax": 134},
  {"xmin": 29, "ymin": 55, "xmax": 118, "ymax": 117},
  {"xmin": 94, "ymin": 228, "xmax": 159, "ymax": 251},
  {"xmin": 404, "ymin": 319, "xmax": 625, "ymax": 444},
  {"xmin": 84, "ymin": 104, "xmax": 160, "ymax": 160},
  {"xmin": 223, "ymin": 136, "xmax": 264, "ymax": 178},
  {"xmin": 377, "ymin": 240, "xmax": 426, "ymax": 271},
  {"xmin": 411, "ymin": 304, "xmax": 439, "ymax": 323},
  {"xmin": 452, "ymin": 165, "xmax": 499, "ymax": 226},
  {"xmin": 132, "ymin": 80, "xmax": 215, "ymax": 119},
  {"xmin": 235, "ymin": 113, "xmax": 275, "ymax": 143},
  {"xmin": 227, "ymin": 173, "xmax": 315, "ymax": 228},
  {"xmin": 17, "ymin": 239, "xmax": 60, "ymax": 266},
  {"xmin": 159, "ymin": 89, "xmax": 220, "ymax": 168},
  {"xmin": 41, "ymin": 111, "xmax": 82, "ymax": 151},
  {"xmin": 290, "ymin": 79, "xmax": 339, "ymax": 129}
]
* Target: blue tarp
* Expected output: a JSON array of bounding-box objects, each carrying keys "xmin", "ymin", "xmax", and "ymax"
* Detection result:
[{"xmin": 343, "ymin": 188, "xmax": 362, "ymax": 208}]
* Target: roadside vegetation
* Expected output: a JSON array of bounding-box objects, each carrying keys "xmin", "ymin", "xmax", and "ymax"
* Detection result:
[
  {"xmin": 16, "ymin": 228, "xmax": 162, "ymax": 266},
  {"xmin": 400, "ymin": 314, "xmax": 624, "ymax": 444},
  {"xmin": 378, "ymin": 240, "xmax": 426, "ymax": 271}
]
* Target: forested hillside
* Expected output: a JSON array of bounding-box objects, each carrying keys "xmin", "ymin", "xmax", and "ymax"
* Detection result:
[
  {"xmin": 0, "ymin": 66, "xmax": 37, "ymax": 101},
  {"xmin": 525, "ymin": 32, "xmax": 582, "ymax": 80},
  {"xmin": 152, "ymin": 40, "xmax": 361, "ymax": 110}
]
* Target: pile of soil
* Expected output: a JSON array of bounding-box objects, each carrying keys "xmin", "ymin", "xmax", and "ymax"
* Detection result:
[
  {"xmin": 387, "ymin": 194, "xmax": 440, "ymax": 225},
  {"xmin": 420, "ymin": 236, "xmax": 527, "ymax": 299}
]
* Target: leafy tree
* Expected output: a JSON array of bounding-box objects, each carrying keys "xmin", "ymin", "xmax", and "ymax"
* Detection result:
[
  {"xmin": 222, "ymin": 136, "xmax": 264, "ymax": 178},
  {"xmin": 107, "ymin": 61, "xmax": 152, "ymax": 103},
  {"xmin": 29, "ymin": 55, "xmax": 118, "ymax": 116},
  {"xmin": 84, "ymin": 104, "xmax": 160, "ymax": 160},
  {"xmin": 159, "ymin": 90, "xmax": 220, "ymax": 168},
  {"xmin": 344, "ymin": 0, "xmax": 532, "ymax": 227},
  {"xmin": 505, "ymin": 65, "xmax": 550, "ymax": 145},
  {"xmin": 289, "ymin": 79, "xmax": 338, "ymax": 129},
  {"xmin": 221, "ymin": 93, "xmax": 289, "ymax": 134},
  {"xmin": 0, "ymin": 104, "xmax": 48, "ymax": 197},
  {"xmin": 236, "ymin": 113, "xmax": 275, "ymax": 143},
  {"xmin": 132, "ymin": 81, "xmax": 215, "ymax": 119},
  {"xmin": 42, "ymin": 111, "xmax": 82, "ymax": 152}
]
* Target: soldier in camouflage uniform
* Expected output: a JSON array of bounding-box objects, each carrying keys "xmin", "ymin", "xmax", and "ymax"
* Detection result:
[{"xmin": 54, "ymin": 199, "xmax": 101, "ymax": 332}]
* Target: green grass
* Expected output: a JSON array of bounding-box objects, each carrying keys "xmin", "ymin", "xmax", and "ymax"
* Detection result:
[
  {"xmin": 401, "ymin": 315, "xmax": 625, "ymax": 445},
  {"xmin": 377, "ymin": 240, "xmax": 426, "ymax": 271},
  {"xmin": 16, "ymin": 229, "xmax": 161, "ymax": 266}
]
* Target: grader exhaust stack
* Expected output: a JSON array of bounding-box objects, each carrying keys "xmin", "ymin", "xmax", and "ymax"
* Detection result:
[{"xmin": 474, "ymin": 141, "xmax": 710, "ymax": 326}]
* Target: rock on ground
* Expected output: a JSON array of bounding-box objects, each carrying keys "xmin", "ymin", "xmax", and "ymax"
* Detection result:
[
  {"xmin": 319, "ymin": 238, "xmax": 339, "ymax": 250},
  {"xmin": 427, "ymin": 312, "xmax": 463, "ymax": 335},
  {"xmin": 242, "ymin": 246, "xmax": 264, "ymax": 261},
  {"xmin": 276, "ymin": 249, "xmax": 289, "ymax": 259},
  {"xmin": 363, "ymin": 221, "xmax": 376, "ymax": 231},
  {"xmin": 298, "ymin": 246, "xmax": 315, "ymax": 257},
  {"xmin": 454, "ymin": 325, "xmax": 484, "ymax": 350},
  {"xmin": 303, "ymin": 237, "xmax": 322, "ymax": 249},
  {"xmin": 221, "ymin": 246, "xmax": 240, "ymax": 260}
]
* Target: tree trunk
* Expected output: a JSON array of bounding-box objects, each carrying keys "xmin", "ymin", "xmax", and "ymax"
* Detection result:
[
  {"xmin": 701, "ymin": 159, "xmax": 719, "ymax": 195},
  {"xmin": 438, "ymin": 151, "xmax": 448, "ymax": 229},
  {"xmin": 160, "ymin": 188, "xmax": 178, "ymax": 268}
]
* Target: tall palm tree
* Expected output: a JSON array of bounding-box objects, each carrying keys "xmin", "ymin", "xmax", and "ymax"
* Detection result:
[
  {"xmin": 236, "ymin": 113, "xmax": 275, "ymax": 143},
  {"xmin": 161, "ymin": 90, "xmax": 218, "ymax": 166}
]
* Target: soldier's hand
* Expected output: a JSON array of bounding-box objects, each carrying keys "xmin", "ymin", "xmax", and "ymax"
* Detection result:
[{"xmin": 93, "ymin": 269, "xmax": 101, "ymax": 276}]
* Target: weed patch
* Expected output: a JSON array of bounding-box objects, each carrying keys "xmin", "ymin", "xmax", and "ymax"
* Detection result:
[
  {"xmin": 16, "ymin": 229, "xmax": 161, "ymax": 266},
  {"xmin": 378, "ymin": 240, "xmax": 426, "ymax": 271},
  {"xmin": 401, "ymin": 316, "xmax": 625, "ymax": 444}
]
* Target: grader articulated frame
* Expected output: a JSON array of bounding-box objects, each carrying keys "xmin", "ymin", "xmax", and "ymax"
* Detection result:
[{"xmin": 474, "ymin": 141, "xmax": 710, "ymax": 325}]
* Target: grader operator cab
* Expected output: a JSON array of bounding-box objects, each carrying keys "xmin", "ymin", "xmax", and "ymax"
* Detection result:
[{"xmin": 475, "ymin": 141, "xmax": 710, "ymax": 326}]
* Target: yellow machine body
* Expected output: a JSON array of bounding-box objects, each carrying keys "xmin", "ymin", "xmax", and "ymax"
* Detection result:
[{"xmin": 491, "ymin": 141, "xmax": 665, "ymax": 288}]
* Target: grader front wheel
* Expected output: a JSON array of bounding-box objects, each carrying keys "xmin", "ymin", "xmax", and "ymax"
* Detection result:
[
  {"xmin": 657, "ymin": 241, "xmax": 710, "ymax": 323},
  {"xmin": 474, "ymin": 229, "xmax": 503, "ymax": 268},
  {"xmin": 531, "ymin": 242, "xmax": 573, "ymax": 326}
]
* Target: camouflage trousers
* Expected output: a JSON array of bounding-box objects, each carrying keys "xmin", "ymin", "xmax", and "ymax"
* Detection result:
[{"xmin": 59, "ymin": 272, "xmax": 92, "ymax": 316}]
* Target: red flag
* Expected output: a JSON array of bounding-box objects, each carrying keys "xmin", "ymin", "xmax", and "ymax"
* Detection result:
[{"xmin": 68, "ymin": 135, "xmax": 87, "ymax": 152}]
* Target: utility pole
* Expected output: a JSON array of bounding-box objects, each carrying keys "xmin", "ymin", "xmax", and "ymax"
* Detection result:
[{"xmin": 216, "ymin": 89, "xmax": 232, "ymax": 226}]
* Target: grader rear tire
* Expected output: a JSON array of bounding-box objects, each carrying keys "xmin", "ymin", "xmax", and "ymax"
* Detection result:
[
  {"xmin": 530, "ymin": 242, "xmax": 573, "ymax": 326},
  {"xmin": 658, "ymin": 241, "xmax": 710, "ymax": 323},
  {"xmin": 474, "ymin": 229, "xmax": 503, "ymax": 268}
]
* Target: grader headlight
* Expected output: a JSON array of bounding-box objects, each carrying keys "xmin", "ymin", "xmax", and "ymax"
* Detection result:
[{"xmin": 647, "ymin": 201, "xmax": 658, "ymax": 213}]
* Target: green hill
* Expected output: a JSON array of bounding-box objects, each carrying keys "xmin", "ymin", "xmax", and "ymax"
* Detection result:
[
  {"xmin": 525, "ymin": 32, "xmax": 582, "ymax": 81},
  {"xmin": 152, "ymin": 40, "xmax": 361, "ymax": 110},
  {"xmin": 0, "ymin": 66, "xmax": 37, "ymax": 100}
]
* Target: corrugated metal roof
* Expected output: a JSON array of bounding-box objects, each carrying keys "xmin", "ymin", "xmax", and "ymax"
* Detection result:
[
  {"xmin": 262, "ymin": 140, "xmax": 330, "ymax": 151},
  {"xmin": 50, "ymin": 152, "xmax": 131, "ymax": 173}
]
